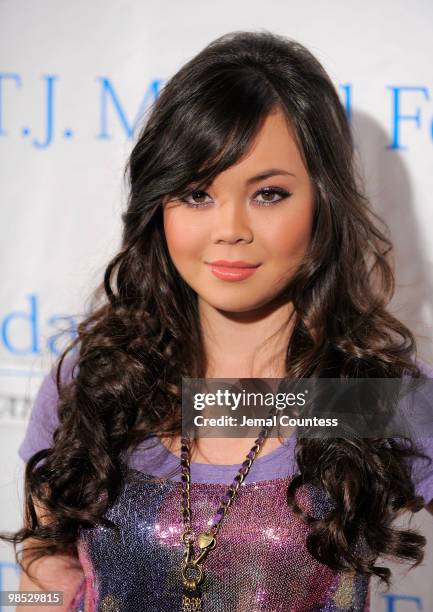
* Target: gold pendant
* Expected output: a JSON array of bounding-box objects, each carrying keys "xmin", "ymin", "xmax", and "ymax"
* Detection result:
[
  {"xmin": 181, "ymin": 531, "xmax": 215, "ymax": 611},
  {"xmin": 182, "ymin": 559, "xmax": 204, "ymax": 612},
  {"xmin": 181, "ymin": 590, "xmax": 202, "ymax": 611},
  {"xmin": 182, "ymin": 571, "xmax": 203, "ymax": 611}
]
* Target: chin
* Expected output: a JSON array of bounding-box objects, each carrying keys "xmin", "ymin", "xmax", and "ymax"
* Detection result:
[{"xmin": 201, "ymin": 294, "xmax": 270, "ymax": 314}]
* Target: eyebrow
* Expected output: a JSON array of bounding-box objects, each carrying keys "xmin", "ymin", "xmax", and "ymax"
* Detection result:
[{"xmin": 246, "ymin": 168, "xmax": 296, "ymax": 184}]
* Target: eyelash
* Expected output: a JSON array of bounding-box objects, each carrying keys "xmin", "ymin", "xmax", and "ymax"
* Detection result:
[{"xmin": 179, "ymin": 187, "xmax": 292, "ymax": 209}]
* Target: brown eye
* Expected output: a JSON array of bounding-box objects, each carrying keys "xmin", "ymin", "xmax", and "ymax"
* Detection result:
[
  {"xmin": 252, "ymin": 187, "xmax": 291, "ymax": 206},
  {"xmin": 181, "ymin": 190, "xmax": 213, "ymax": 208}
]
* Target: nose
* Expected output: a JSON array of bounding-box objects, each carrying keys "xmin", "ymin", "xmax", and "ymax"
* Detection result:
[{"xmin": 210, "ymin": 199, "xmax": 253, "ymax": 245}]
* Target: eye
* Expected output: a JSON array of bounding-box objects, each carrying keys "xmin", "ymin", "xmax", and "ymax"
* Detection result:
[
  {"xmin": 252, "ymin": 187, "xmax": 291, "ymax": 206},
  {"xmin": 179, "ymin": 186, "xmax": 291, "ymax": 209},
  {"xmin": 180, "ymin": 190, "xmax": 213, "ymax": 208}
]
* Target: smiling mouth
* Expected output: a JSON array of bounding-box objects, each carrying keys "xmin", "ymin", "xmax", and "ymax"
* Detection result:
[
  {"xmin": 206, "ymin": 260, "xmax": 261, "ymax": 268},
  {"xmin": 205, "ymin": 261, "xmax": 262, "ymax": 282}
]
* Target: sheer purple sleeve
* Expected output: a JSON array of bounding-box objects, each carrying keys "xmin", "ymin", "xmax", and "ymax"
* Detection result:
[{"xmin": 17, "ymin": 354, "xmax": 78, "ymax": 463}]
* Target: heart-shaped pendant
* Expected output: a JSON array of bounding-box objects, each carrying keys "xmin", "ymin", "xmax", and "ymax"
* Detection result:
[{"xmin": 197, "ymin": 531, "xmax": 216, "ymax": 550}]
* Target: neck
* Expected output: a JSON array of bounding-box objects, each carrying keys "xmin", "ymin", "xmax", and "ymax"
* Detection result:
[{"xmin": 199, "ymin": 295, "xmax": 296, "ymax": 379}]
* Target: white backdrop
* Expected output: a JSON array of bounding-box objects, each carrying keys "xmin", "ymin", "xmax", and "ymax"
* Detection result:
[{"xmin": 1, "ymin": 1, "xmax": 432, "ymax": 610}]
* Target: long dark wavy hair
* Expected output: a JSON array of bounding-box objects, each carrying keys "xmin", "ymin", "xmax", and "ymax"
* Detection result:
[{"xmin": 1, "ymin": 30, "xmax": 431, "ymax": 590}]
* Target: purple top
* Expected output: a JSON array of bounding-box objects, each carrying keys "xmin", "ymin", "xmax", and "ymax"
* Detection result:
[{"xmin": 18, "ymin": 354, "xmax": 433, "ymax": 503}]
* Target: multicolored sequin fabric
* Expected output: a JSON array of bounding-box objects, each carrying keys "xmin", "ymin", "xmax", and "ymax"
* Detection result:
[{"xmin": 69, "ymin": 468, "xmax": 370, "ymax": 611}]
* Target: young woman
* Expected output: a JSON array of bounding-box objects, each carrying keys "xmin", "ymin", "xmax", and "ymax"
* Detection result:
[{"xmin": 2, "ymin": 30, "xmax": 433, "ymax": 612}]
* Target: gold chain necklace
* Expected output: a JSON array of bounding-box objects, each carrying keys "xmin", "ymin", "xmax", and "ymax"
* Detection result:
[{"xmin": 179, "ymin": 410, "xmax": 277, "ymax": 611}]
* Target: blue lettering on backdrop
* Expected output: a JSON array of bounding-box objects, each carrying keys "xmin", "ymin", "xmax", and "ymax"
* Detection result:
[
  {"xmin": 0, "ymin": 294, "xmax": 78, "ymax": 357},
  {"xmin": 0, "ymin": 74, "xmax": 163, "ymax": 148},
  {"xmin": 339, "ymin": 83, "xmax": 352, "ymax": 122},
  {"xmin": 387, "ymin": 86, "xmax": 429, "ymax": 150},
  {"xmin": 46, "ymin": 314, "xmax": 79, "ymax": 354},
  {"xmin": 382, "ymin": 593, "xmax": 423, "ymax": 611},
  {"xmin": 31, "ymin": 75, "xmax": 58, "ymax": 149},
  {"xmin": 97, "ymin": 77, "xmax": 163, "ymax": 140},
  {"xmin": 1, "ymin": 295, "xmax": 39, "ymax": 354},
  {"xmin": 1, "ymin": 74, "xmax": 432, "ymax": 149},
  {"xmin": 0, "ymin": 73, "xmax": 21, "ymax": 137}
]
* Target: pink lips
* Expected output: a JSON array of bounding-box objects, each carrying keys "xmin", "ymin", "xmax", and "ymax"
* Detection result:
[{"xmin": 205, "ymin": 260, "xmax": 261, "ymax": 282}]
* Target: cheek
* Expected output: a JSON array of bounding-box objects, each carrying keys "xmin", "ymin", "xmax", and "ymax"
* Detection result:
[
  {"xmin": 262, "ymin": 201, "xmax": 314, "ymax": 262},
  {"xmin": 163, "ymin": 210, "xmax": 207, "ymax": 262}
]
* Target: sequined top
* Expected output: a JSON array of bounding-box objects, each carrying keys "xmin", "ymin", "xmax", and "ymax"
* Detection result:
[
  {"xmin": 71, "ymin": 469, "xmax": 370, "ymax": 612},
  {"xmin": 18, "ymin": 357, "xmax": 433, "ymax": 612}
]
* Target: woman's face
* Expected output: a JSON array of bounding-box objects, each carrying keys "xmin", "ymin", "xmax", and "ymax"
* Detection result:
[{"xmin": 163, "ymin": 108, "xmax": 315, "ymax": 313}]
